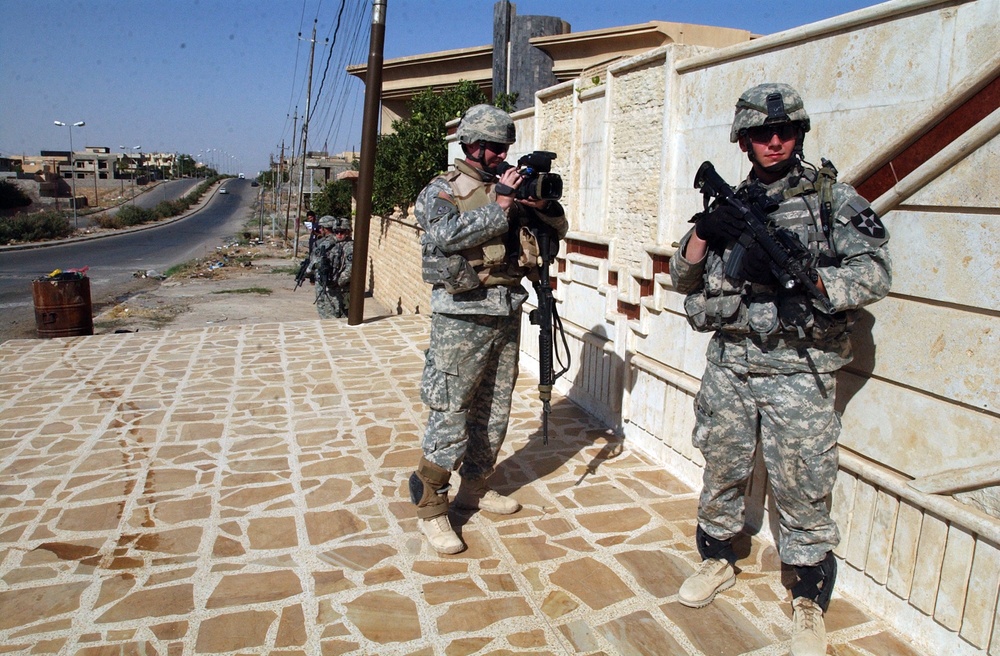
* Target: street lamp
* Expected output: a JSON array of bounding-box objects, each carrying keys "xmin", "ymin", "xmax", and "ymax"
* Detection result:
[{"xmin": 54, "ymin": 120, "xmax": 85, "ymax": 229}]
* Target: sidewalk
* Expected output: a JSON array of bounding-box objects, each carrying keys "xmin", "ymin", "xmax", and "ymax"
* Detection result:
[{"xmin": 0, "ymin": 315, "xmax": 925, "ymax": 655}]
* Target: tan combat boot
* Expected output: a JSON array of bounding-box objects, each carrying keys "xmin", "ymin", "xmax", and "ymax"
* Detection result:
[
  {"xmin": 453, "ymin": 476, "xmax": 520, "ymax": 514},
  {"xmin": 678, "ymin": 558, "xmax": 736, "ymax": 607},
  {"xmin": 790, "ymin": 597, "xmax": 826, "ymax": 656},
  {"xmin": 409, "ymin": 458, "xmax": 464, "ymax": 554}
]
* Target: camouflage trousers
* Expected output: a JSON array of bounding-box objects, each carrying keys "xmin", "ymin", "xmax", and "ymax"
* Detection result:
[
  {"xmin": 692, "ymin": 361, "xmax": 841, "ymax": 566},
  {"xmin": 316, "ymin": 288, "xmax": 349, "ymax": 319},
  {"xmin": 420, "ymin": 312, "xmax": 521, "ymax": 480}
]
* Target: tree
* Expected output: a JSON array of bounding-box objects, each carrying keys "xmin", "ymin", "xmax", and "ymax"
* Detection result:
[
  {"xmin": 0, "ymin": 180, "xmax": 32, "ymax": 210},
  {"xmin": 371, "ymin": 80, "xmax": 516, "ymax": 216},
  {"xmin": 310, "ymin": 179, "xmax": 353, "ymax": 218}
]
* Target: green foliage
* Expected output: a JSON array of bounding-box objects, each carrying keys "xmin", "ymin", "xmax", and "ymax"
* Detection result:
[
  {"xmin": 372, "ymin": 80, "xmax": 504, "ymax": 216},
  {"xmin": 0, "ymin": 180, "xmax": 32, "ymax": 210},
  {"xmin": 0, "ymin": 211, "xmax": 73, "ymax": 243},
  {"xmin": 258, "ymin": 168, "xmax": 288, "ymax": 188},
  {"xmin": 96, "ymin": 205, "xmax": 154, "ymax": 228},
  {"xmin": 310, "ymin": 180, "xmax": 353, "ymax": 218}
]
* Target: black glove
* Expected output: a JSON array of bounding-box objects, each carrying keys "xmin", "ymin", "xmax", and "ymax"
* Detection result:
[
  {"xmin": 694, "ymin": 205, "xmax": 743, "ymax": 244},
  {"xmin": 740, "ymin": 242, "xmax": 776, "ymax": 284}
]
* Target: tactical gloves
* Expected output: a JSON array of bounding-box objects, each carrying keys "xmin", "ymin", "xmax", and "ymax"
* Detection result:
[{"xmin": 694, "ymin": 205, "xmax": 743, "ymax": 244}]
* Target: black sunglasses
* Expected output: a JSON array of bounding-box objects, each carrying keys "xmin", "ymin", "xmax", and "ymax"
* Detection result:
[{"xmin": 745, "ymin": 123, "xmax": 799, "ymax": 144}]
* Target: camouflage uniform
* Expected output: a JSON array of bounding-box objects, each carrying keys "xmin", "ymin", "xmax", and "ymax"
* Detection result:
[
  {"xmin": 307, "ymin": 230, "xmax": 352, "ymax": 319},
  {"xmin": 671, "ymin": 155, "xmax": 891, "ymax": 566},
  {"xmin": 416, "ymin": 157, "xmax": 567, "ymax": 479}
]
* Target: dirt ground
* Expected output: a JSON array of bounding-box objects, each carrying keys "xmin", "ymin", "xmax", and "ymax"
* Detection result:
[{"xmin": 91, "ymin": 238, "xmax": 391, "ymax": 335}]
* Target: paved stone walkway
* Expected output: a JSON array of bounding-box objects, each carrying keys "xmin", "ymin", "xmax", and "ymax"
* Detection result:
[{"xmin": 0, "ymin": 315, "xmax": 926, "ymax": 655}]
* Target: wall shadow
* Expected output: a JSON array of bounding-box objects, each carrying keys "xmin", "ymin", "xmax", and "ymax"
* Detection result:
[
  {"xmin": 492, "ymin": 322, "xmax": 625, "ymax": 496},
  {"xmin": 835, "ymin": 308, "xmax": 879, "ymax": 414}
]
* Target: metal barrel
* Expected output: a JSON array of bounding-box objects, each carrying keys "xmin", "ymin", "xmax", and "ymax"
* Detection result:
[{"xmin": 31, "ymin": 276, "xmax": 94, "ymax": 338}]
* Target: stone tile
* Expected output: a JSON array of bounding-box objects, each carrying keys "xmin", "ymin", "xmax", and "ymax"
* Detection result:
[
  {"xmin": 423, "ymin": 578, "xmax": 486, "ymax": 605},
  {"xmin": 662, "ymin": 600, "xmax": 772, "ymax": 655},
  {"xmin": 598, "ymin": 609, "xmax": 690, "ymax": 655},
  {"xmin": 194, "ymin": 609, "xmax": 277, "ymax": 652},
  {"xmin": 615, "ymin": 549, "xmax": 690, "ymax": 598},
  {"xmin": 0, "ymin": 582, "xmax": 90, "ymax": 631},
  {"xmin": 558, "ymin": 619, "xmax": 602, "ymax": 652},
  {"xmin": 851, "ymin": 630, "xmax": 927, "ymax": 656},
  {"xmin": 549, "ymin": 556, "xmax": 632, "ymax": 610},
  {"xmin": 96, "ymin": 584, "xmax": 194, "ymax": 623},
  {"xmin": 436, "ymin": 597, "xmax": 533, "ymax": 634},
  {"xmin": 206, "ymin": 571, "xmax": 302, "ymax": 608},
  {"xmin": 576, "ymin": 506, "xmax": 652, "ymax": 534},
  {"xmin": 0, "ymin": 316, "xmax": 940, "ymax": 656},
  {"xmin": 344, "ymin": 590, "xmax": 421, "ymax": 642}
]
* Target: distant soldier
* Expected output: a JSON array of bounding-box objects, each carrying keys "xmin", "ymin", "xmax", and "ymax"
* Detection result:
[
  {"xmin": 670, "ymin": 83, "xmax": 891, "ymax": 656},
  {"xmin": 306, "ymin": 215, "xmax": 353, "ymax": 319}
]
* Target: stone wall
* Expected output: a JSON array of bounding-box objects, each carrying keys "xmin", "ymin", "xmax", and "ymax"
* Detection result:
[
  {"xmin": 368, "ymin": 2, "xmax": 1000, "ymax": 650},
  {"xmin": 364, "ymin": 213, "xmax": 430, "ymax": 317},
  {"xmin": 516, "ymin": 1, "xmax": 1000, "ymax": 653}
]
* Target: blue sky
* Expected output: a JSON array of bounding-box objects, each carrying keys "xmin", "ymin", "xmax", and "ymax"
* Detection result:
[{"xmin": 1, "ymin": 0, "xmax": 884, "ymax": 176}]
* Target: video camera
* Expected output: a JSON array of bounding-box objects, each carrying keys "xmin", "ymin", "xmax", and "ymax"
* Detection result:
[{"xmin": 497, "ymin": 151, "xmax": 563, "ymax": 201}]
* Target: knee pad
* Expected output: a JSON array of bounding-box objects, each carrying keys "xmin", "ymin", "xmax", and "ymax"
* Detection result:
[{"xmin": 409, "ymin": 458, "xmax": 452, "ymax": 519}]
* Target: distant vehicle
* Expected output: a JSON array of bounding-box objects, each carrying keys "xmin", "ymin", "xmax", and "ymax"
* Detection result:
[
  {"xmin": 219, "ymin": 188, "xmax": 228, "ymax": 194},
  {"xmin": 238, "ymin": 173, "xmax": 245, "ymax": 179},
  {"xmin": 250, "ymin": 181, "xmax": 259, "ymax": 187}
]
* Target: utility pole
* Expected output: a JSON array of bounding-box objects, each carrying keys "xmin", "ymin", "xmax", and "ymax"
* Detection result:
[
  {"xmin": 284, "ymin": 112, "xmax": 298, "ymax": 241},
  {"xmin": 348, "ymin": 0, "xmax": 387, "ymax": 325},
  {"xmin": 294, "ymin": 21, "xmax": 318, "ymax": 258}
]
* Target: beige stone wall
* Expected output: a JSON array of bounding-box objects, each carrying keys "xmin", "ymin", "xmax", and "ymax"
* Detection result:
[
  {"xmin": 513, "ymin": 1, "xmax": 1000, "ymax": 653},
  {"xmin": 373, "ymin": 3, "xmax": 999, "ymax": 650},
  {"xmin": 365, "ymin": 212, "xmax": 429, "ymax": 316}
]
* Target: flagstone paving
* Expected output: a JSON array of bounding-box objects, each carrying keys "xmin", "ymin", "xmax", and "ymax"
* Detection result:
[{"xmin": 0, "ymin": 315, "xmax": 928, "ymax": 655}]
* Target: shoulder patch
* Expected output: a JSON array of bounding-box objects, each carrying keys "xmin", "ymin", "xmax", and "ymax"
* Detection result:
[
  {"xmin": 431, "ymin": 193, "xmax": 457, "ymax": 218},
  {"xmin": 849, "ymin": 205, "xmax": 886, "ymax": 241}
]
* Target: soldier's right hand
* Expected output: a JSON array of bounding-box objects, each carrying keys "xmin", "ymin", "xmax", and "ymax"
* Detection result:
[{"xmin": 693, "ymin": 205, "xmax": 743, "ymax": 244}]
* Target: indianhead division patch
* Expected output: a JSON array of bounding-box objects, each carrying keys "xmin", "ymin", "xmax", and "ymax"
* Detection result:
[{"xmin": 851, "ymin": 206, "xmax": 886, "ymax": 241}]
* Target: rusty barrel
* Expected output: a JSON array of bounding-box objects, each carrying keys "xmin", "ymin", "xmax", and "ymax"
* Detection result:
[{"xmin": 32, "ymin": 275, "xmax": 94, "ymax": 338}]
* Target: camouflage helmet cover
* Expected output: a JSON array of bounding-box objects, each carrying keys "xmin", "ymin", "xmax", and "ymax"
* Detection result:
[
  {"xmin": 730, "ymin": 83, "xmax": 811, "ymax": 143},
  {"xmin": 333, "ymin": 217, "xmax": 351, "ymax": 231},
  {"xmin": 318, "ymin": 215, "xmax": 337, "ymax": 228},
  {"xmin": 456, "ymin": 104, "xmax": 516, "ymax": 145}
]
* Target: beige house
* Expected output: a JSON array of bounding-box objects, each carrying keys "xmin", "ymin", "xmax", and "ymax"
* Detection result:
[{"xmin": 355, "ymin": 1, "xmax": 1000, "ymax": 654}]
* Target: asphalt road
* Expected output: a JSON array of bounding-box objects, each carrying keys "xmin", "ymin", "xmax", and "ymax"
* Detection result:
[{"xmin": 0, "ymin": 178, "xmax": 258, "ymax": 342}]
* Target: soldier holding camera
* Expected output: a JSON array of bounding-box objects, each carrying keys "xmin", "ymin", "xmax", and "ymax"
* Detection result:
[{"xmin": 409, "ymin": 104, "xmax": 567, "ymax": 554}]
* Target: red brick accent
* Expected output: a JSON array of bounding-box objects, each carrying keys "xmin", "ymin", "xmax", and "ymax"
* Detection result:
[
  {"xmin": 565, "ymin": 238, "xmax": 609, "ymax": 259},
  {"xmin": 618, "ymin": 301, "xmax": 640, "ymax": 321},
  {"xmin": 855, "ymin": 74, "xmax": 1000, "ymax": 202}
]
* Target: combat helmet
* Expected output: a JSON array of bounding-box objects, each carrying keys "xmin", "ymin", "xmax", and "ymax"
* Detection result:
[
  {"xmin": 333, "ymin": 217, "xmax": 351, "ymax": 232},
  {"xmin": 456, "ymin": 104, "xmax": 516, "ymax": 146},
  {"xmin": 730, "ymin": 83, "xmax": 810, "ymax": 143},
  {"xmin": 318, "ymin": 215, "xmax": 336, "ymax": 229}
]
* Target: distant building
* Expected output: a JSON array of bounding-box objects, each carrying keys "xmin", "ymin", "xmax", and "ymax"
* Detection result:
[{"xmin": 347, "ymin": 0, "xmax": 753, "ymax": 129}]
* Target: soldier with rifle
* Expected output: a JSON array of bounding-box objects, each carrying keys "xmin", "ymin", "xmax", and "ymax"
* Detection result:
[
  {"xmin": 303, "ymin": 215, "xmax": 353, "ymax": 318},
  {"xmin": 408, "ymin": 104, "xmax": 567, "ymax": 555},
  {"xmin": 669, "ymin": 83, "xmax": 891, "ymax": 656}
]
